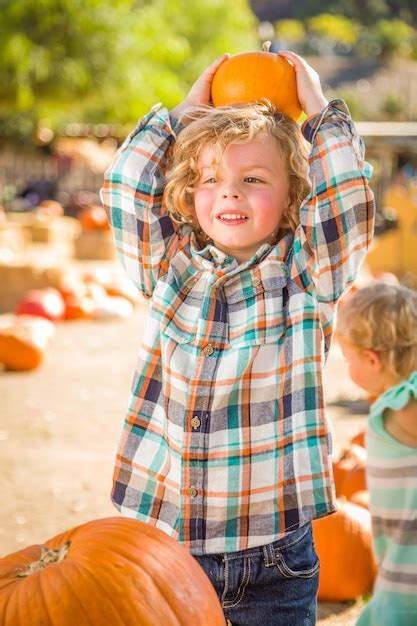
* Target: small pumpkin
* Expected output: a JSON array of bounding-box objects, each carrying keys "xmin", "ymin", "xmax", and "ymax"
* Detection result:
[
  {"xmin": 349, "ymin": 428, "xmax": 366, "ymax": 448},
  {"xmin": 35, "ymin": 200, "xmax": 65, "ymax": 218},
  {"xmin": 77, "ymin": 204, "xmax": 110, "ymax": 231},
  {"xmin": 348, "ymin": 489, "xmax": 370, "ymax": 510},
  {"xmin": 15, "ymin": 288, "xmax": 65, "ymax": 322},
  {"xmin": 313, "ymin": 498, "xmax": 377, "ymax": 601},
  {"xmin": 211, "ymin": 42, "xmax": 302, "ymax": 120},
  {"xmin": 61, "ymin": 292, "xmax": 95, "ymax": 320},
  {"xmin": 0, "ymin": 517, "xmax": 226, "ymax": 626},
  {"xmin": 83, "ymin": 269, "xmax": 140, "ymax": 306},
  {"xmin": 0, "ymin": 315, "xmax": 55, "ymax": 371},
  {"xmin": 333, "ymin": 443, "xmax": 367, "ymax": 498}
]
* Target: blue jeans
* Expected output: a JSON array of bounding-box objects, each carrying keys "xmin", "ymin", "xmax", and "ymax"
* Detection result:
[{"xmin": 193, "ymin": 523, "xmax": 319, "ymax": 626}]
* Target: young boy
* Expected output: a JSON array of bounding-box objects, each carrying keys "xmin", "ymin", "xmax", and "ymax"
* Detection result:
[{"xmin": 101, "ymin": 51, "xmax": 375, "ymax": 624}]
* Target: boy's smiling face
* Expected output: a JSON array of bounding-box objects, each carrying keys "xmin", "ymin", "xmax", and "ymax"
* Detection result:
[{"xmin": 193, "ymin": 134, "xmax": 290, "ymax": 263}]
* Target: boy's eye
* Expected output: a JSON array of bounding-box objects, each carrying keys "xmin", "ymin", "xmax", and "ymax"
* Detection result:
[
  {"xmin": 202, "ymin": 177, "xmax": 216, "ymax": 184},
  {"xmin": 244, "ymin": 176, "xmax": 263, "ymax": 183}
]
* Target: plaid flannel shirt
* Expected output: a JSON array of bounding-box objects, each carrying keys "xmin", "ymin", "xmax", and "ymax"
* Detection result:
[{"xmin": 100, "ymin": 99, "xmax": 375, "ymax": 555}]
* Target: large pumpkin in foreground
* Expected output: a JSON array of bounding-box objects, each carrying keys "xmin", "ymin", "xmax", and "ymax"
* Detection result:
[
  {"xmin": 0, "ymin": 517, "xmax": 226, "ymax": 626},
  {"xmin": 313, "ymin": 499, "xmax": 377, "ymax": 601},
  {"xmin": 211, "ymin": 48, "xmax": 302, "ymax": 120}
]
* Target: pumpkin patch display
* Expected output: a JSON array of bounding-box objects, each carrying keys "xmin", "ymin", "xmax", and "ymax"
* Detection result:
[
  {"xmin": 0, "ymin": 315, "xmax": 55, "ymax": 371},
  {"xmin": 313, "ymin": 499, "xmax": 377, "ymax": 601},
  {"xmin": 15, "ymin": 288, "xmax": 65, "ymax": 322},
  {"xmin": 332, "ymin": 443, "xmax": 367, "ymax": 498},
  {"xmin": 211, "ymin": 42, "xmax": 302, "ymax": 120},
  {"xmin": 0, "ymin": 517, "xmax": 226, "ymax": 626}
]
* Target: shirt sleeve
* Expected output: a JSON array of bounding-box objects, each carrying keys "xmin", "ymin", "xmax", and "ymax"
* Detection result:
[
  {"xmin": 289, "ymin": 99, "xmax": 375, "ymax": 308},
  {"xmin": 100, "ymin": 104, "xmax": 185, "ymax": 299}
]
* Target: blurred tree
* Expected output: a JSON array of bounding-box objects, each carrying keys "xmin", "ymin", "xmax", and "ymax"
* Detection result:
[
  {"xmin": 0, "ymin": 0, "xmax": 258, "ymax": 141},
  {"xmin": 380, "ymin": 92, "xmax": 405, "ymax": 118},
  {"xmin": 297, "ymin": 0, "xmax": 389, "ymax": 26},
  {"xmin": 393, "ymin": 1, "xmax": 417, "ymax": 27},
  {"xmin": 373, "ymin": 18, "xmax": 415, "ymax": 56},
  {"xmin": 307, "ymin": 13, "xmax": 360, "ymax": 46},
  {"xmin": 274, "ymin": 19, "xmax": 306, "ymax": 46}
]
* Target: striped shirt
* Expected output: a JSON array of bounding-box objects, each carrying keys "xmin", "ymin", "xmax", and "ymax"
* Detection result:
[
  {"xmin": 100, "ymin": 99, "xmax": 375, "ymax": 555},
  {"xmin": 357, "ymin": 373, "xmax": 417, "ymax": 625}
]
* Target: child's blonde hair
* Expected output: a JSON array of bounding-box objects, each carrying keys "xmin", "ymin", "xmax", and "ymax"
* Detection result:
[
  {"xmin": 337, "ymin": 282, "xmax": 417, "ymax": 379},
  {"xmin": 164, "ymin": 101, "xmax": 310, "ymax": 247}
]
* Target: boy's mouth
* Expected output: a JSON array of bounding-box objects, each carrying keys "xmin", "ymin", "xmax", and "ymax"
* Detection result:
[{"xmin": 216, "ymin": 211, "xmax": 249, "ymax": 224}]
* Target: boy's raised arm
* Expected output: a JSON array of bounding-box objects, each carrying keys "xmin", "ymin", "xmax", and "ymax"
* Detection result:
[
  {"xmin": 280, "ymin": 52, "xmax": 375, "ymax": 305},
  {"xmin": 100, "ymin": 55, "xmax": 229, "ymax": 299},
  {"xmin": 100, "ymin": 107, "xmax": 182, "ymax": 299}
]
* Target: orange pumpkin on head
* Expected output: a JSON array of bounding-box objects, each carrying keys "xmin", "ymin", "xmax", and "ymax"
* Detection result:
[{"xmin": 211, "ymin": 42, "xmax": 302, "ymax": 121}]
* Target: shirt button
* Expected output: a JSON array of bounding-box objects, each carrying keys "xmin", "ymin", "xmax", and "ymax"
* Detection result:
[
  {"xmin": 202, "ymin": 343, "xmax": 214, "ymax": 357},
  {"xmin": 189, "ymin": 487, "xmax": 198, "ymax": 498},
  {"xmin": 252, "ymin": 276, "xmax": 261, "ymax": 287},
  {"xmin": 188, "ymin": 277, "xmax": 198, "ymax": 288},
  {"xmin": 191, "ymin": 416, "xmax": 201, "ymax": 429}
]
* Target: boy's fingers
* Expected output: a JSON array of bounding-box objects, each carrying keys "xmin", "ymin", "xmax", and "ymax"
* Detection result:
[
  {"xmin": 278, "ymin": 50, "xmax": 309, "ymax": 71},
  {"xmin": 203, "ymin": 53, "xmax": 230, "ymax": 78}
]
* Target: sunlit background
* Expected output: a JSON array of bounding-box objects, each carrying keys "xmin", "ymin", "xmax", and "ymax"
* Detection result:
[{"xmin": 0, "ymin": 3, "xmax": 417, "ymax": 622}]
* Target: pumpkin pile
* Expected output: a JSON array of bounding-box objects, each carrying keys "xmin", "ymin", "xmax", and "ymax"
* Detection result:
[
  {"xmin": 313, "ymin": 427, "xmax": 376, "ymax": 601},
  {"xmin": 0, "ymin": 517, "xmax": 226, "ymax": 626},
  {"xmin": 313, "ymin": 498, "xmax": 377, "ymax": 601},
  {"xmin": 0, "ymin": 269, "xmax": 140, "ymax": 371},
  {"xmin": 332, "ymin": 442, "xmax": 367, "ymax": 499},
  {"xmin": 211, "ymin": 42, "xmax": 302, "ymax": 121}
]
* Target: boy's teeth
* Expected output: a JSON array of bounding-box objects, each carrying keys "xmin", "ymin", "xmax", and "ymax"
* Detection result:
[{"xmin": 219, "ymin": 213, "xmax": 247, "ymax": 220}]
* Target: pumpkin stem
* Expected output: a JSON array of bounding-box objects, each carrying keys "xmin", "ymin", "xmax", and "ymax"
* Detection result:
[
  {"xmin": 16, "ymin": 541, "xmax": 71, "ymax": 577},
  {"xmin": 262, "ymin": 41, "xmax": 272, "ymax": 53}
]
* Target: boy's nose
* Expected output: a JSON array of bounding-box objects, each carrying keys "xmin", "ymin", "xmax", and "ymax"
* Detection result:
[{"xmin": 221, "ymin": 185, "xmax": 241, "ymax": 199}]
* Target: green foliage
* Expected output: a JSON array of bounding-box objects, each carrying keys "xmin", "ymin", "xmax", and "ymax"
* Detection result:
[
  {"xmin": 373, "ymin": 19, "xmax": 416, "ymax": 56},
  {"xmin": 0, "ymin": 0, "xmax": 258, "ymax": 141},
  {"xmin": 297, "ymin": 0, "xmax": 417, "ymax": 28},
  {"xmin": 307, "ymin": 14, "xmax": 360, "ymax": 46},
  {"xmin": 330, "ymin": 91, "xmax": 364, "ymax": 120},
  {"xmin": 380, "ymin": 93, "xmax": 405, "ymax": 118},
  {"xmin": 274, "ymin": 19, "xmax": 305, "ymax": 43},
  {"xmin": 298, "ymin": 0, "xmax": 389, "ymax": 27}
]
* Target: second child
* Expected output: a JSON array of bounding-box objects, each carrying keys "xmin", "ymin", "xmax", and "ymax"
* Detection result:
[{"xmin": 337, "ymin": 282, "xmax": 417, "ymax": 626}]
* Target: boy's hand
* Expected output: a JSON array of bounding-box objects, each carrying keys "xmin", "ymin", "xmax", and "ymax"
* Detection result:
[
  {"xmin": 278, "ymin": 51, "xmax": 328, "ymax": 117},
  {"xmin": 171, "ymin": 54, "xmax": 229, "ymax": 124}
]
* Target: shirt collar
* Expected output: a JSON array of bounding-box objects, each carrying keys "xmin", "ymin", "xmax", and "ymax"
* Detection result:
[{"xmin": 189, "ymin": 232, "xmax": 275, "ymax": 271}]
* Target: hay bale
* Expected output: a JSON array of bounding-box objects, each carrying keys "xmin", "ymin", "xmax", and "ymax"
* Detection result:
[
  {"xmin": 0, "ymin": 259, "xmax": 71, "ymax": 314},
  {"xmin": 0, "ymin": 223, "xmax": 31, "ymax": 254},
  {"xmin": 73, "ymin": 230, "xmax": 116, "ymax": 260},
  {"xmin": 6, "ymin": 213, "xmax": 81, "ymax": 245}
]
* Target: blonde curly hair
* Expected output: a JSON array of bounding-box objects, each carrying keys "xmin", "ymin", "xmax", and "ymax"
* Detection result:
[
  {"xmin": 163, "ymin": 101, "xmax": 310, "ymax": 247},
  {"xmin": 336, "ymin": 282, "xmax": 417, "ymax": 379}
]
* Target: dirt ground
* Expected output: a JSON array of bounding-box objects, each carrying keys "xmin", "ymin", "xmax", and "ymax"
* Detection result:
[{"xmin": 0, "ymin": 259, "xmax": 370, "ymax": 624}]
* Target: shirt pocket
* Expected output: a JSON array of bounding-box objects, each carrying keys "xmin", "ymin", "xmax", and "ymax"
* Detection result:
[
  {"xmin": 225, "ymin": 271, "xmax": 288, "ymax": 348},
  {"xmin": 152, "ymin": 273, "xmax": 202, "ymax": 345}
]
